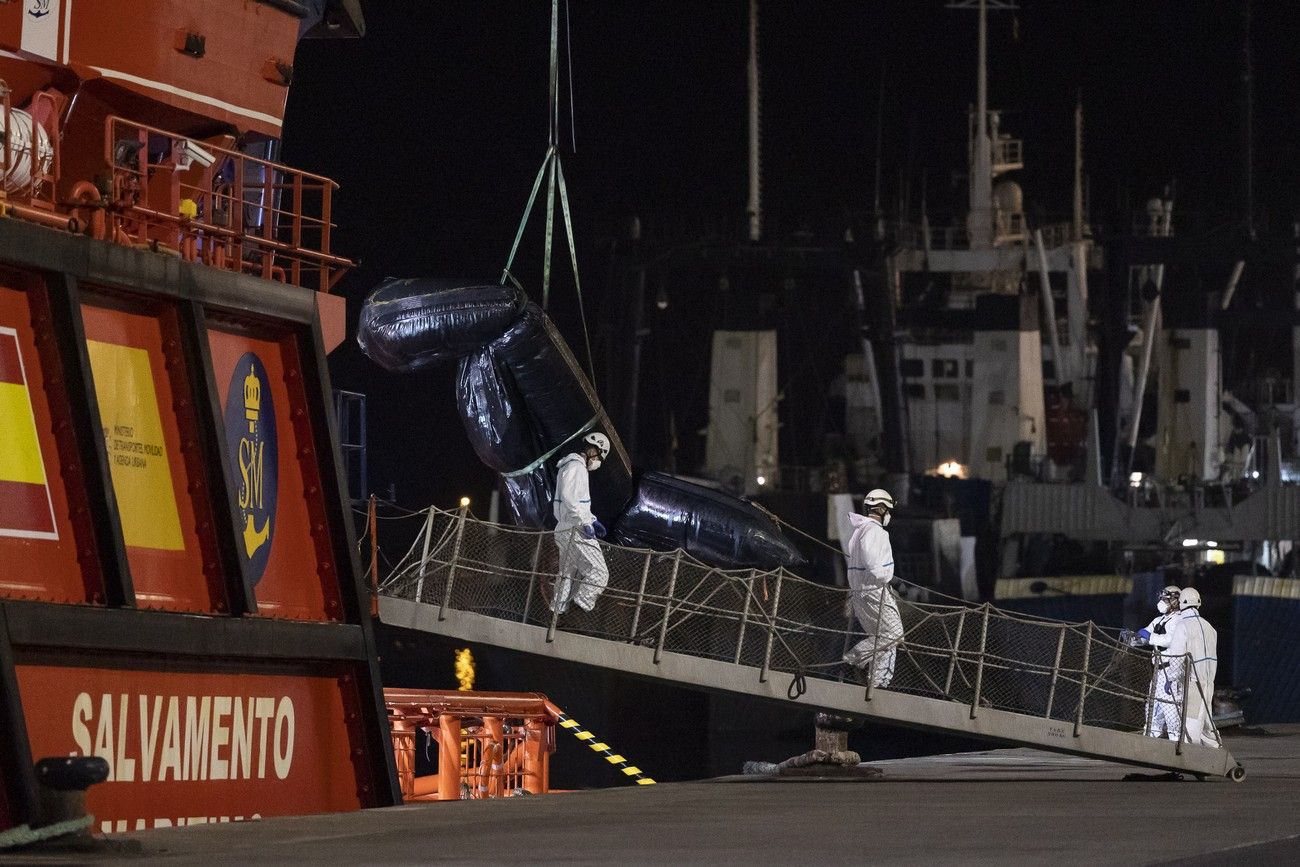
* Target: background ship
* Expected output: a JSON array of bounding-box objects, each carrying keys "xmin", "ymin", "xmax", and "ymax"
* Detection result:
[
  {"xmin": 339, "ymin": 0, "xmax": 1300, "ymax": 728},
  {"xmin": 595, "ymin": 0, "xmax": 1300, "ymax": 725}
]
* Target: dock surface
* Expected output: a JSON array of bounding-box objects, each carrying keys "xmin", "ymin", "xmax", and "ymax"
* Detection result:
[{"xmin": 59, "ymin": 727, "xmax": 1300, "ymax": 865}]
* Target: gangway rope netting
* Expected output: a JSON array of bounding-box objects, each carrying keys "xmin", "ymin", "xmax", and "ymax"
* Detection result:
[{"xmin": 378, "ymin": 507, "xmax": 1218, "ymax": 743}]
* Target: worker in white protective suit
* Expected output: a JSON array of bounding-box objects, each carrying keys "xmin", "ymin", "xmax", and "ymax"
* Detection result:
[
  {"xmin": 1175, "ymin": 588, "xmax": 1220, "ymax": 747},
  {"xmin": 550, "ymin": 432, "xmax": 611, "ymax": 614},
  {"xmin": 841, "ymin": 489, "xmax": 904, "ymax": 687},
  {"xmin": 1135, "ymin": 585, "xmax": 1183, "ymax": 739},
  {"xmin": 1146, "ymin": 587, "xmax": 1220, "ymax": 748}
]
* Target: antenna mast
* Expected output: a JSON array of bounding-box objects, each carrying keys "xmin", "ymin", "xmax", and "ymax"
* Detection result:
[
  {"xmin": 1242, "ymin": 0, "xmax": 1255, "ymax": 240},
  {"xmin": 747, "ymin": 0, "xmax": 762, "ymax": 242},
  {"xmin": 947, "ymin": 0, "xmax": 1018, "ymax": 250},
  {"xmin": 1073, "ymin": 91, "xmax": 1085, "ymax": 241}
]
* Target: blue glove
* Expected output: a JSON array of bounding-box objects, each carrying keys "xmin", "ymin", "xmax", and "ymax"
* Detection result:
[
  {"xmin": 1137, "ymin": 629, "xmax": 1151, "ymax": 643},
  {"xmin": 580, "ymin": 524, "xmax": 596, "ymax": 539},
  {"xmin": 592, "ymin": 519, "xmax": 607, "ymax": 539}
]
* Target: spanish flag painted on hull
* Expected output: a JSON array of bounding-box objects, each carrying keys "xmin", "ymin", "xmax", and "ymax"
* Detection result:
[{"xmin": 0, "ymin": 326, "xmax": 57, "ymax": 539}]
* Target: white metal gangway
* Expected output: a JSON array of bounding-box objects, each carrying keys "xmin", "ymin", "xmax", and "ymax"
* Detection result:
[{"xmin": 377, "ymin": 507, "xmax": 1243, "ymax": 781}]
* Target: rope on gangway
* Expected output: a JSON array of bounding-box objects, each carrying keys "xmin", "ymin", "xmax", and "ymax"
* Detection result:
[
  {"xmin": 556, "ymin": 712, "xmax": 656, "ymax": 786},
  {"xmin": 0, "ymin": 815, "xmax": 93, "ymax": 850}
]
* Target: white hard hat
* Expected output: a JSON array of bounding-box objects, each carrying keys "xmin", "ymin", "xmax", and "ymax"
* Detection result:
[
  {"xmin": 1179, "ymin": 587, "xmax": 1202, "ymax": 609},
  {"xmin": 1161, "ymin": 585, "xmax": 1182, "ymax": 599},
  {"xmin": 583, "ymin": 431, "xmax": 610, "ymax": 460},
  {"xmin": 864, "ymin": 489, "xmax": 895, "ymax": 510}
]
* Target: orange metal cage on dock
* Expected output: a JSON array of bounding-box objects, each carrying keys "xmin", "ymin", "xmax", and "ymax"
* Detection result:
[{"xmin": 385, "ymin": 690, "xmax": 561, "ymax": 801}]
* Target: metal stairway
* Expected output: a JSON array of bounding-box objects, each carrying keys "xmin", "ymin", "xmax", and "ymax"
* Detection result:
[{"xmin": 378, "ymin": 507, "xmax": 1242, "ymax": 780}]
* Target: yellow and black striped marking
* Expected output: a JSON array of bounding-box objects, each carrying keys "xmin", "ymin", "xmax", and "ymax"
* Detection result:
[{"xmin": 557, "ymin": 713, "xmax": 656, "ymax": 786}]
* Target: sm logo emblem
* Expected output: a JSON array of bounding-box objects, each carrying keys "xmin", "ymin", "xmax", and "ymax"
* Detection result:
[
  {"xmin": 28, "ymin": 1, "xmax": 52, "ymax": 19},
  {"xmin": 224, "ymin": 353, "xmax": 278, "ymax": 583}
]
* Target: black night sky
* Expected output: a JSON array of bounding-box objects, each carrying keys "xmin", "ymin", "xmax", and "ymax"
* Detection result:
[{"xmin": 281, "ymin": 1, "xmax": 1300, "ymax": 512}]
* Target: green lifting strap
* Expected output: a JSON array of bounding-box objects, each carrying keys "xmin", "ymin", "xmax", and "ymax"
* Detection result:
[
  {"xmin": 500, "ymin": 148, "xmax": 553, "ymax": 291},
  {"xmin": 556, "ymin": 157, "xmax": 594, "ymax": 380},
  {"xmin": 543, "ymin": 149, "xmax": 558, "ymax": 310},
  {"xmin": 501, "ymin": 413, "xmax": 600, "ymax": 478},
  {"xmin": 498, "ymin": 0, "xmax": 595, "ymax": 381},
  {"xmin": 548, "ymin": 0, "xmax": 559, "ymax": 145}
]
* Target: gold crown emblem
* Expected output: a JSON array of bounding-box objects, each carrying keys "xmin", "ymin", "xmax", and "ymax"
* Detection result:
[{"xmin": 244, "ymin": 366, "xmax": 262, "ymax": 432}]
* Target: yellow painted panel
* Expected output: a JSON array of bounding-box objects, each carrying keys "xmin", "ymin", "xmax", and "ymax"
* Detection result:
[
  {"xmin": 0, "ymin": 381, "xmax": 46, "ymax": 485},
  {"xmin": 86, "ymin": 340, "xmax": 183, "ymax": 551}
]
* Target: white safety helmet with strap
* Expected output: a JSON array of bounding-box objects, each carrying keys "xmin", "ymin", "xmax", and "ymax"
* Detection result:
[
  {"xmin": 583, "ymin": 431, "xmax": 611, "ymax": 470},
  {"xmin": 1157, "ymin": 584, "xmax": 1181, "ymax": 615},
  {"xmin": 1179, "ymin": 587, "xmax": 1202, "ymax": 610},
  {"xmin": 863, "ymin": 488, "xmax": 896, "ymax": 527}
]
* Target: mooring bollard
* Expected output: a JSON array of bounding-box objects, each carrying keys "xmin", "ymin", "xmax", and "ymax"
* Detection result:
[{"xmin": 33, "ymin": 755, "xmax": 109, "ymax": 837}]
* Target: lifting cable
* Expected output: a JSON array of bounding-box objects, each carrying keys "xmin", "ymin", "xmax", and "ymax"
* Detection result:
[
  {"xmin": 556, "ymin": 711, "xmax": 656, "ymax": 786},
  {"xmin": 500, "ymin": 0, "xmax": 595, "ymax": 383}
]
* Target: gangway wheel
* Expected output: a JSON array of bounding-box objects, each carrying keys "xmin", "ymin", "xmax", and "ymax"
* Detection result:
[{"xmin": 1228, "ymin": 765, "xmax": 1247, "ymax": 783}]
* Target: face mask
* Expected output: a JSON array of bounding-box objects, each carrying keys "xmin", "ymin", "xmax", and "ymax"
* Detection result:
[
  {"xmin": 1157, "ymin": 600, "xmax": 1169, "ymax": 615},
  {"xmin": 587, "ymin": 457, "xmax": 602, "ymax": 471},
  {"xmin": 880, "ymin": 512, "xmax": 891, "ymax": 527}
]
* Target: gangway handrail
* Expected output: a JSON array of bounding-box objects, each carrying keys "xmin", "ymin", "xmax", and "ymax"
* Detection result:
[
  {"xmin": 378, "ymin": 506, "xmax": 1240, "ymax": 780},
  {"xmin": 383, "ymin": 506, "xmax": 1087, "ymax": 622}
]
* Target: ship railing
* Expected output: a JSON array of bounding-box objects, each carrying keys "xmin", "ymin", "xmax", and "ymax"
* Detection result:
[
  {"xmin": 103, "ymin": 116, "xmax": 350, "ymax": 292},
  {"xmin": 379, "ymin": 506, "xmax": 1219, "ymax": 750}
]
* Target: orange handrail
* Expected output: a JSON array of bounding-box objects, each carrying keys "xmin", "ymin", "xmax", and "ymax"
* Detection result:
[
  {"xmin": 102, "ymin": 114, "xmax": 351, "ymax": 292},
  {"xmin": 0, "ymin": 79, "xmax": 352, "ymax": 294}
]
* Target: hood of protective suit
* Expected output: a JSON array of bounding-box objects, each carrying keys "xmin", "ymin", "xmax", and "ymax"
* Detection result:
[{"xmin": 844, "ymin": 512, "xmax": 880, "ymax": 558}]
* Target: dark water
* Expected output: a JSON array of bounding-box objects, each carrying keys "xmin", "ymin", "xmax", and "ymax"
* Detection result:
[{"xmin": 378, "ymin": 623, "xmax": 983, "ymax": 788}]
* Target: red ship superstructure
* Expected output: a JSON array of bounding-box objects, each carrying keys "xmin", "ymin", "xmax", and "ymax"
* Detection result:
[
  {"xmin": 0, "ymin": 0, "xmax": 358, "ymax": 344},
  {"xmin": 0, "ymin": 0, "xmax": 398, "ymax": 836}
]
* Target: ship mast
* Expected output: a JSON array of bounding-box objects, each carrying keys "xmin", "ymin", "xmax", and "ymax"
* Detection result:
[
  {"xmin": 947, "ymin": 0, "xmax": 1017, "ymax": 250},
  {"xmin": 1241, "ymin": 0, "xmax": 1255, "ymax": 241},
  {"xmin": 747, "ymin": 0, "xmax": 762, "ymax": 242},
  {"xmin": 1073, "ymin": 91, "xmax": 1085, "ymax": 242}
]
